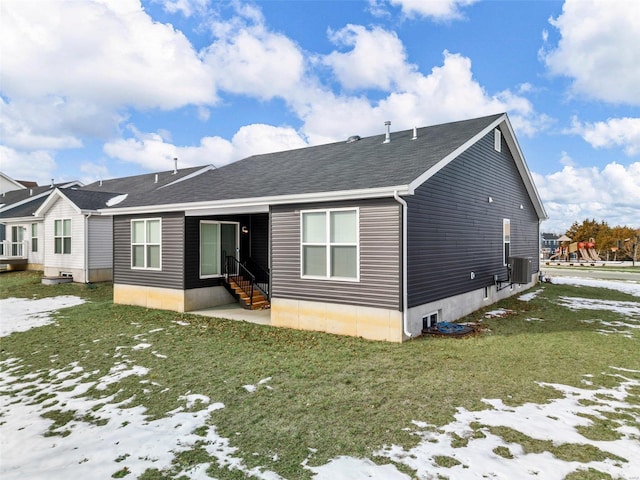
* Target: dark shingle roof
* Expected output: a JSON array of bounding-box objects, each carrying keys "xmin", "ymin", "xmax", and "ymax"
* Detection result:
[
  {"xmin": 59, "ymin": 188, "xmax": 128, "ymax": 210},
  {"xmin": 81, "ymin": 165, "xmax": 213, "ymax": 194},
  {"xmin": 0, "ymin": 196, "xmax": 49, "ymax": 219},
  {"xmin": 111, "ymin": 114, "xmax": 504, "ymax": 209}
]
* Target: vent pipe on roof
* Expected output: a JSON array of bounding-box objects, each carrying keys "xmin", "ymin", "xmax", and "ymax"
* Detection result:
[
  {"xmin": 173, "ymin": 157, "xmax": 178, "ymax": 175},
  {"xmin": 51, "ymin": 178, "xmax": 54, "ymax": 187},
  {"xmin": 383, "ymin": 121, "xmax": 391, "ymax": 144},
  {"xmin": 99, "ymin": 179, "xmax": 103, "ymax": 187},
  {"xmin": 412, "ymin": 126, "xmax": 417, "ymax": 140},
  {"xmin": 155, "ymin": 173, "xmax": 158, "ymax": 183},
  {"xmin": 30, "ymin": 189, "xmax": 33, "ymax": 196}
]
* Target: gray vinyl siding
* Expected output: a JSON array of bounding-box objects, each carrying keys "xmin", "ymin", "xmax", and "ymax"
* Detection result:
[
  {"xmin": 406, "ymin": 128, "xmax": 540, "ymax": 307},
  {"xmin": 113, "ymin": 212, "xmax": 185, "ymax": 289},
  {"xmin": 271, "ymin": 198, "xmax": 401, "ymax": 310}
]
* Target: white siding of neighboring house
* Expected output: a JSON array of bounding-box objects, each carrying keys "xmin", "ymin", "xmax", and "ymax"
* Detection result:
[
  {"xmin": 28, "ymin": 220, "xmax": 44, "ymax": 266},
  {"xmin": 43, "ymin": 197, "xmax": 86, "ymax": 282}
]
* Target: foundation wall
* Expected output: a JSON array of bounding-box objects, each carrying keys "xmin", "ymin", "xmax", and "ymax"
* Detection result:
[
  {"xmin": 114, "ymin": 283, "xmax": 235, "ymax": 313},
  {"xmin": 271, "ymin": 298, "xmax": 403, "ymax": 342}
]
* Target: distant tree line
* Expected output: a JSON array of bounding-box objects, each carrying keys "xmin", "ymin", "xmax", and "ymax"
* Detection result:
[{"xmin": 565, "ymin": 219, "xmax": 639, "ymax": 262}]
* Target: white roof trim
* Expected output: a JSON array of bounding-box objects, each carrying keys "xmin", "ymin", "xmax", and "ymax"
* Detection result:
[
  {"xmin": 99, "ymin": 185, "xmax": 411, "ymax": 215},
  {"xmin": 158, "ymin": 165, "xmax": 216, "ymax": 189},
  {"xmin": 408, "ymin": 113, "xmax": 547, "ymax": 220},
  {"xmin": 34, "ymin": 189, "xmax": 83, "ymax": 217},
  {"xmin": 408, "ymin": 114, "xmax": 507, "ymax": 193},
  {"xmin": 0, "ymin": 172, "xmax": 27, "ymax": 191},
  {"xmin": 0, "ymin": 189, "xmax": 53, "ymax": 214}
]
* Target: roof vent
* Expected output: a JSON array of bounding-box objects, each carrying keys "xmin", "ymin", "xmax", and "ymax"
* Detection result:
[
  {"xmin": 173, "ymin": 157, "xmax": 178, "ymax": 175},
  {"xmin": 29, "ymin": 189, "xmax": 33, "ymax": 196},
  {"xmin": 155, "ymin": 173, "xmax": 158, "ymax": 183},
  {"xmin": 346, "ymin": 135, "xmax": 361, "ymax": 144},
  {"xmin": 383, "ymin": 121, "xmax": 391, "ymax": 144},
  {"xmin": 412, "ymin": 126, "xmax": 417, "ymax": 140},
  {"xmin": 50, "ymin": 178, "xmax": 54, "ymax": 187},
  {"xmin": 99, "ymin": 179, "xmax": 103, "ymax": 187}
]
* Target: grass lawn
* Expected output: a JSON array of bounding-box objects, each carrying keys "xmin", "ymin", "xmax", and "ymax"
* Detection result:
[{"xmin": 1, "ymin": 271, "xmax": 639, "ymax": 479}]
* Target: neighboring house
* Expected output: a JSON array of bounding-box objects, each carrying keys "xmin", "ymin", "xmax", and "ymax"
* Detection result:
[
  {"xmin": 31, "ymin": 165, "xmax": 215, "ymax": 282},
  {"xmin": 101, "ymin": 113, "xmax": 547, "ymax": 342},
  {"xmin": 0, "ymin": 180, "xmax": 83, "ymax": 268},
  {"xmin": 541, "ymin": 232, "xmax": 559, "ymax": 259}
]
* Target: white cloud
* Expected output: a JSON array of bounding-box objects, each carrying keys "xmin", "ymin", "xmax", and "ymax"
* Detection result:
[
  {"xmin": 0, "ymin": 145, "xmax": 57, "ymax": 186},
  {"xmin": 387, "ymin": 0, "xmax": 478, "ymax": 21},
  {"xmin": 323, "ymin": 25, "xmax": 415, "ymax": 91},
  {"xmin": 302, "ymin": 48, "xmax": 549, "ymax": 143},
  {"xmin": 570, "ymin": 117, "xmax": 640, "ymax": 156},
  {"xmin": 534, "ymin": 161, "xmax": 640, "ymax": 232},
  {"xmin": 0, "ymin": 0, "xmax": 215, "ymax": 109},
  {"xmin": 153, "ymin": 0, "xmax": 209, "ymax": 17},
  {"xmin": 103, "ymin": 124, "xmax": 308, "ymax": 170},
  {"xmin": 542, "ymin": 0, "xmax": 640, "ymax": 105},
  {"xmin": 202, "ymin": 9, "xmax": 305, "ymax": 101}
]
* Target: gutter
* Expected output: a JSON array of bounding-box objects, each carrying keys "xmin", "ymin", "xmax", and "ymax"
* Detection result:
[
  {"xmin": 84, "ymin": 213, "xmax": 91, "ymax": 283},
  {"xmin": 393, "ymin": 190, "xmax": 412, "ymax": 339}
]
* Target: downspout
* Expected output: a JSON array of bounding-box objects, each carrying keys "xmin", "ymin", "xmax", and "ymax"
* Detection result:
[
  {"xmin": 84, "ymin": 213, "xmax": 92, "ymax": 283},
  {"xmin": 394, "ymin": 191, "xmax": 412, "ymax": 339}
]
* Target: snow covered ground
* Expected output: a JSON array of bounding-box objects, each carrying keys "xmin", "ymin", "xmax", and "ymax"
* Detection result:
[{"xmin": 1, "ymin": 277, "xmax": 639, "ymax": 479}]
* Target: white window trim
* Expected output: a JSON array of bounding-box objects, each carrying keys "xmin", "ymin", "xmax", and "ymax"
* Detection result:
[
  {"xmin": 503, "ymin": 218, "xmax": 510, "ymax": 266},
  {"xmin": 494, "ymin": 128, "xmax": 502, "ymax": 152},
  {"xmin": 199, "ymin": 221, "xmax": 239, "ymax": 279},
  {"xmin": 300, "ymin": 207, "xmax": 360, "ymax": 282},
  {"xmin": 31, "ymin": 223, "xmax": 38, "ymax": 253},
  {"xmin": 131, "ymin": 218, "xmax": 162, "ymax": 271},
  {"xmin": 54, "ymin": 219, "xmax": 72, "ymax": 255}
]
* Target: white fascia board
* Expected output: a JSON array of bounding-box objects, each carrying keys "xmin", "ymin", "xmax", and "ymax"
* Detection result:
[
  {"xmin": 408, "ymin": 114, "xmax": 507, "ymax": 194},
  {"xmin": 99, "ymin": 185, "xmax": 411, "ymax": 216},
  {"xmin": 34, "ymin": 189, "xmax": 83, "ymax": 217},
  {"xmin": 501, "ymin": 118, "xmax": 548, "ymax": 220},
  {"xmin": 158, "ymin": 165, "xmax": 216, "ymax": 189},
  {"xmin": 0, "ymin": 215, "xmax": 44, "ymax": 224}
]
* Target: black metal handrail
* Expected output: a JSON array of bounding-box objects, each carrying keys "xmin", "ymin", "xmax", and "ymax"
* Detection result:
[{"xmin": 224, "ymin": 256, "xmax": 270, "ymax": 308}]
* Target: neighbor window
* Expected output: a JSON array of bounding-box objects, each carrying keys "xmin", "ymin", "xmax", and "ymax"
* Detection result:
[
  {"xmin": 503, "ymin": 218, "xmax": 510, "ymax": 266},
  {"xmin": 494, "ymin": 128, "xmax": 502, "ymax": 152},
  {"xmin": 54, "ymin": 219, "xmax": 71, "ymax": 254},
  {"xmin": 31, "ymin": 223, "xmax": 38, "ymax": 252},
  {"xmin": 131, "ymin": 218, "xmax": 161, "ymax": 269},
  {"xmin": 301, "ymin": 208, "xmax": 359, "ymax": 280}
]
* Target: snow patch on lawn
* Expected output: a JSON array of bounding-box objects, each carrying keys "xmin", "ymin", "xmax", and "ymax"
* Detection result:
[
  {"xmin": 369, "ymin": 369, "xmax": 640, "ymax": 480},
  {"xmin": 0, "ymin": 296, "xmax": 86, "ymax": 337},
  {"xmin": 550, "ymin": 276, "xmax": 640, "ymax": 297},
  {"xmin": 0, "ymin": 357, "xmax": 283, "ymax": 480},
  {"xmin": 518, "ymin": 288, "xmax": 543, "ymax": 301}
]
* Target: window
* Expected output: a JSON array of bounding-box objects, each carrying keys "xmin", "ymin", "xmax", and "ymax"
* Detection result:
[
  {"xmin": 494, "ymin": 128, "xmax": 502, "ymax": 152},
  {"xmin": 422, "ymin": 311, "xmax": 439, "ymax": 330},
  {"xmin": 301, "ymin": 208, "xmax": 359, "ymax": 280},
  {"xmin": 54, "ymin": 219, "xmax": 71, "ymax": 254},
  {"xmin": 503, "ymin": 218, "xmax": 510, "ymax": 266},
  {"xmin": 131, "ymin": 219, "xmax": 161, "ymax": 269},
  {"xmin": 199, "ymin": 222, "xmax": 238, "ymax": 278},
  {"xmin": 31, "ymin": 223, "xmax": 38, "ymax": 252}
]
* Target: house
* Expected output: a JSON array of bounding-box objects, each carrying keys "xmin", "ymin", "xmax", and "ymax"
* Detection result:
[
  {"xmin": 101, "ymin": 113, "xmax": 547, "ymax": 342},
  {"xmin": 0, "ymin": 179, "xmax": 83, "ymax": 269},
  {"xmin": 541, "ymin": 232, "xmax": 560, "ymax": 259},
  {"xmin": 29, "ymin": 165, "xmax": 215, "ymax": 282}
]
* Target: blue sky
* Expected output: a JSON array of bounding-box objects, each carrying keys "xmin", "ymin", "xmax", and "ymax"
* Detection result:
[{"xmin": 1, "ymin": 0, "xmax": 639, "ymax": 233}]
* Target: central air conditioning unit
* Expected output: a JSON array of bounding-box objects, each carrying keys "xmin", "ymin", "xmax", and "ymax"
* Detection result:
[{"xmin": 509, "ymin": 257, "xmax": 532, "ymax": 284}]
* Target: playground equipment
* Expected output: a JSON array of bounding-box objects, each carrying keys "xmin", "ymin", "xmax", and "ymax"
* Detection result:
[{"xmin": 548, "ymin": 237, "xmax": 601, "ymax": 262}]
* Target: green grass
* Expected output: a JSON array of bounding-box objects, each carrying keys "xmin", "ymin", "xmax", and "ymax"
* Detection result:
[{"xmin": 1, "ymin": 271, "xmax": 639, "ymax": 478}]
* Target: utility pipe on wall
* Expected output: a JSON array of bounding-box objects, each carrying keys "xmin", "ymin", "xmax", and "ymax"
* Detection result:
[{"xmin": 394, "ymin": 190, "xmax": 412, "ymax": 339}]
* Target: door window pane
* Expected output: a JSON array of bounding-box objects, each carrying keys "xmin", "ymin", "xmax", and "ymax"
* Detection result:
[{"xmin": 200, "ymin": 223, "xmax": 220, "ymax": 276}]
